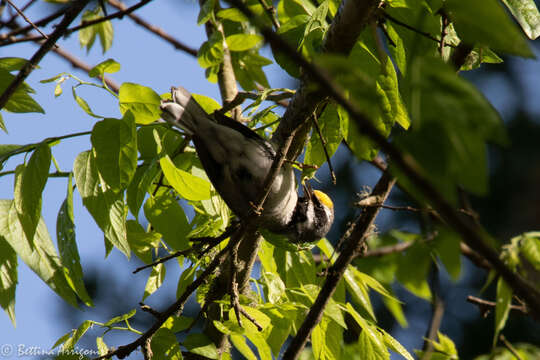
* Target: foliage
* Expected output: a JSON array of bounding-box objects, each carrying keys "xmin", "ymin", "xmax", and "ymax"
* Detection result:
[{"xmin": 1, "ymin": 0, "xmax": 540, "ymax": 359}]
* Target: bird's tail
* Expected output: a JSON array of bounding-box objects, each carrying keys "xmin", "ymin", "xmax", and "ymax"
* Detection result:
[{"xmin": 159, "ymin": 86, "xmax": 210, "ymax": 135}]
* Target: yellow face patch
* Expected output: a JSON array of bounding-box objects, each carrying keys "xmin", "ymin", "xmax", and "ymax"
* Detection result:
[{"xmin": 313, "ymin": 190, "xmax": 334, "ymax": 210}]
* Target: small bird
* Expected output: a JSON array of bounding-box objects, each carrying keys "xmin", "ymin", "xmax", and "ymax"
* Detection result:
[{"xmin": 160, "ymin": 86, "xmax": 334, "ymax": 243}]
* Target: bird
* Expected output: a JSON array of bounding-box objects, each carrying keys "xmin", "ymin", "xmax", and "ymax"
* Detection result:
[{"xmin": 160, "ymin": 86, "xmax": 334, "ymax": 243}]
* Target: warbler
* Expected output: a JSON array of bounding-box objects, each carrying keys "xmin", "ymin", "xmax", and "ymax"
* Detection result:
[{"xmin": 160, "ymin": 86, "xmax": 334, "ymax": 242}]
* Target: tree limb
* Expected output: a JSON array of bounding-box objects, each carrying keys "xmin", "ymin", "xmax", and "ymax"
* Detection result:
[
  {"xmin": 106, "ymin": 0, "xmax": 198, "ymax": 57},
  {"xmin": 283, "ymin": 171, "xmax": 396, "ymax": 359}
]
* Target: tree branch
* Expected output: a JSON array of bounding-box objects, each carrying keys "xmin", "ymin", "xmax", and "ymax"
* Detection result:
[
  {"xmin": 467, "ymin": 295, "xmax": 529, "ymax": 316},
  {"xmin": 271, "ymin": 0, "xmax": 382, "ymax": 160},
  {"xmin": 4, "ymin": 0, "xmax": 51, "ymax": 43},
  {"xmin": 0, "ymin": 0, "xmax": 91, "ymax": 111},
  {"xmin": 283, "ymin": 171, "xmax": 396, "ymax": 359},
  {"xmin": 0, "ymin": 0, "xmax": 155, "ymax": 47},
  {"xmin": 106, "ymin": 0, "xmax": 198, "ymax": 57},
  {"xmin": 93, "ymin": 234, "xmax": 242, "ymax": 360},
  {"xmin": 226, "ymin": 0, "xmax": 540, "ymax": 317}
]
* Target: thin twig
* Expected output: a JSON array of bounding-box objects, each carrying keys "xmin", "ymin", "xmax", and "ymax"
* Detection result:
[
  {"xmin": 311, "ymin": 111, "xmax": 336, "ymax": 184},
  {"xmin": 421, "ymin": 264, "xmax": 445, "ymax": 360},
  {"xmin": 0, "ymin": 0, "xmax": 91, "ymax": 111},
  {"xmin": 0, "ymin": 130, "xmax": 91, "ymax": 164},
  {"xmin": 132, "ymin": 247, "xmax": 195, "ymax": 274},
  {"xmin": 220, "ymin": 91, "xmax": 293, "ymax": 114},
  {"xmin": 139, "ymin": 302, "xmax": 162, "ymax": 319},
  {"xmin": 4, "ymin": 0, "xmax": 52, "ymax": 44},
  {"xmin": 51, "ymin": 45, "xmax": 120, "ymax": 92},
  {"xmin": 383, "ymin": 12, "xmax": 455, "ymax": 48},
  {"xmin": 92, "ymin": 235, "xmax": 242, "ymax": 360},
  {"xmin": 4, "ymin": 0, "xmax": 38, "ymax": 26},
  {"xmin": 499, "ymin": 335, "xmax": 524, "ymax": 360},
  {"xmin": 1, "ymin": 4, "xmax": 66, "ymax": 39},
  {"xmin": 256, "ymin": 0, "xmax": 280, "ymax": 29},
  {"xmin": 466, "ymin": 296, "xmax": 529, "ymax": 316},
  {"xmin": 0, "ymin": 0, "xmax": 155, "ymax": 47},
  {"xmin": 106, "ymin": 0, "xmax": 198, "ymax": 57}
]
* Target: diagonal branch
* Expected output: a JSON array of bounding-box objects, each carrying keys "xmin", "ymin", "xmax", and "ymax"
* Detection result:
[
  {"xmin": 106, "ymin": 0, "xmax": 198, "ymax": 57},
  {"xmin": 283, "ymin": 171, "xmax": 396, "ymax": 359},
  {"xmin": 0, "ymin": 0, "xmax": 91, "ymax": 111},
  {"xmin": 0, "ymin": 0, "xmax": 155, "ymax": 47},
  {"xmin": 4, "ymin": 0, "xmax": 51, "ymax": 42}
]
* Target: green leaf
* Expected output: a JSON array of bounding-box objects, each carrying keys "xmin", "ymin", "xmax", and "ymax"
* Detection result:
[
  {"xmin": 445, "ymin": 0, "xmax": 533, "ymax": 57},
  {"xmin": 126, "ymin": 160, "xmax": 160, "ymax": 218},
  {"xmin": 159, "ymin": 151, "xmax": 211, "ymax": 201},
  {"xmin": 434, "ymin": 227, "xmax": 461, "ymax": 281},
  {"xmin": 198, "ymin": 31, "xmax": 224, "ymax": 69},
  {"xmin": 521, "ymin": 233, "xmax": 540, "ymax": 270},
  {"xmin": 118, "ymin": 82, "xmax": 162, "ymax": 125},
  {"xmin": 54, "ymin": 83, "xmax": 62, "ymax": 97},
  {"xmin": 381, "ymin": 329, "xmax": 415, "ymax": 360},
  {"xmin": 91, "ymin": 113, "xmax": 138, "ymax": 192},
  {"xmin": 191, "ymin": 93, "xmax": 222, "ymax": 114},
  {"xmin": 502, "ymin": 0, "xmax": 540, "ymax": 40},
  {"xmin": 494, "ymin": 278, "xmax": 512, "ymax": 345},
  {"xmin": 52, "ymin": 329, "xmax": 74, "ymax": 349},
  {"xmin": 432, "ymin": 332, "xmax": 458, "ymax": 356},
  {"xmin": 217, "ymin": 8, "xmax": 248, "ymax": 22},
  {"xmin": 230, "ymin": 334, "xmax": 258, "ymax": 360},
  {"xmin": 144, "ymin": 194, "xmax": 190, "ymax": 251},
  {"xmin": 79, "ymin": 7, "xmax": 114, "ymax": 53},
  {"xmin": 0, "ymin": 57, "xmax": 29, "ymax": 71},
  {"xmin": 73, "ymin": 151, "xmax": 130, "ymax": 257},
  {"xmin": 396, "ymin": 240, "xmax": 432, "ymax": 299},
  {"xmin": 184, "ymin": 333, "xmax": 219, "ymax": 359},
  {"xmin": 304, "ymin": 103, "xmax": 343, "ymax": 172},
  {"xmin": 0, "ymin": 200, "xmax": 78, "ymax": 307},
  {"xmin": 377, "ymin": 59, "xmax": 410, "ymax": 130},
  {"xmin": 72, "ymin": 87, "xmax": 102, "ymax": 118},
  {"xmin": 57, "ymin": 174, "xmax": 93, "ymax": 306},
  {"xmin": 229, "ymin": 308, "xmax": 272, "ymax": 360},
  {"xmin": 103, "ymin": 309, "xmax": 136, "ymax": 326},
  {"xmin": 143, "ymin": 263, "xmax": 165, "ymax": 300},
  {"xmin": 262, "ymin": 272, "xmax": 286, "ymax": 304},
  {"xmin": 0, "ymin": 69, "xmax": 44, "ymax": 114},
  {"xmin": 0, "ymin": 236, "xmax": 17, "ymax": 326},
  {"xmin": 344, "ymin": 267, "xmax": 376, "ymax": 321},
  {"xmin": 347, "ymin": 303, "xmax": 390, "ymax": 360},
  {"xmin": 198, "ymin": 0, "xmax": 215, "ymax": 25},
  {"xmin": 126, "ymin": 220, "xmax": 161, "ymax": 264},
  {"xmin": 14, "ymin": 144, "xmax": 51, "ymax": 246},
  {"xmin": 89, "ymin": 58, "xmax": 121, "ymax": 78},
  {"xmin": 63, "ymin": 320, "xmax": 92, "ymax": 350},
  {"xmin": 226, "ymin": 34, "xmax": 264, "ymax": 51},
  {"xmin": 177, "ymin": 265, "xmax": 197, "ymax": 298},
  {"xmin": 395, "ymin": 57, "xmax": 508, "ymax": 203},
  {"xmin": 96, "ymin": 337, "xmax": 108, "ymax": 356},
  {"xmin": 151, "ymin": 328, "xmax": 184, "ymax": 360}
]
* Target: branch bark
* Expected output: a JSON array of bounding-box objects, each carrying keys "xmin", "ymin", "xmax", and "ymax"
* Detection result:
[{"xmin": 283, "ymin": 171, "xmax": 396, "ymax": 359}]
